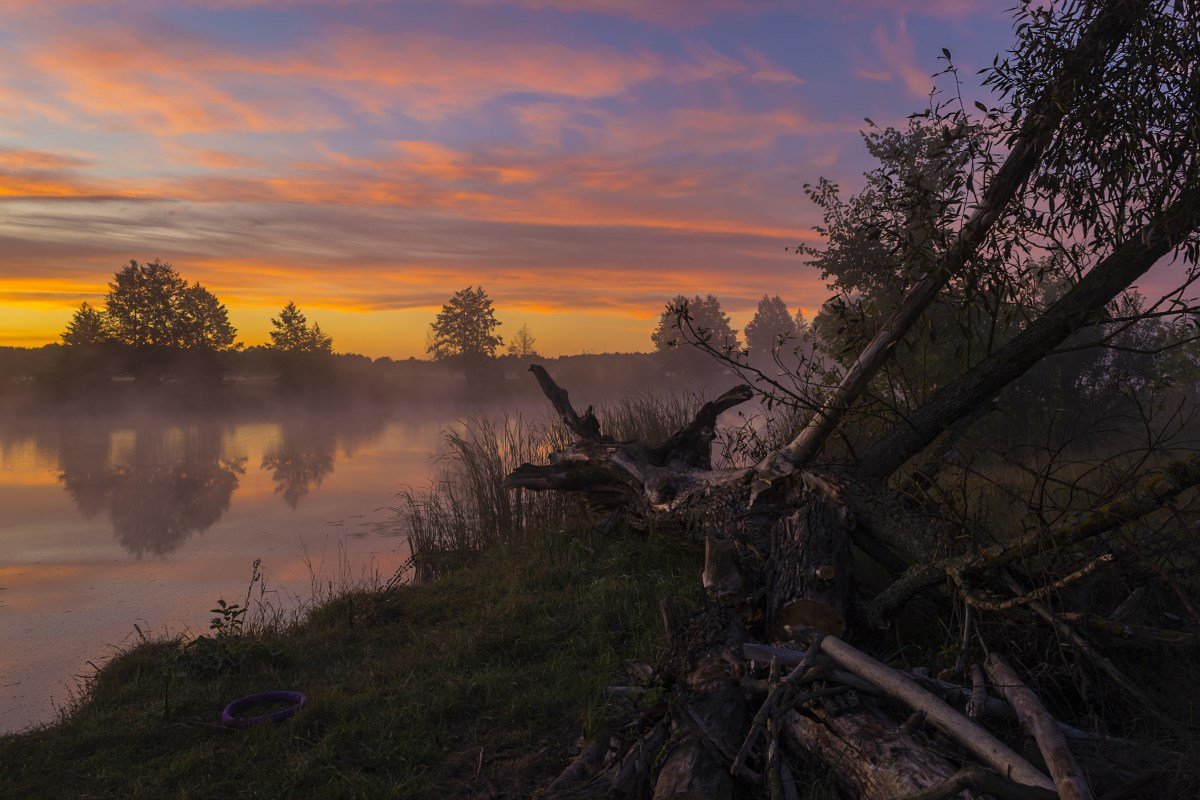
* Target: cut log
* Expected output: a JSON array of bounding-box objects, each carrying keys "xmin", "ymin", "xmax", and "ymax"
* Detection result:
[
  {"xmin": 652, "ymin": 733, "xmax": 735, "ymax": 800},
  {"xmin": 702, "ymin": 532, "xmax": 745, "ymax": 606},
  {"xmin": 986, "ymin": 653, "xmax": 1096, "ymax": 800},
  {"xmin": 767, "ymin": 498, "xmax": 852, "ymax": 639},
  {"xmin": 652, "ymin": 608, "xmax": 753, "ymax": 800}
]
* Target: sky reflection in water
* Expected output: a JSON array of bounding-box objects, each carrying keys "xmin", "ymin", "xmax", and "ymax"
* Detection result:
[{"xmin": 0, "ymin": 412, "xmax": 445, "ymax": 732}]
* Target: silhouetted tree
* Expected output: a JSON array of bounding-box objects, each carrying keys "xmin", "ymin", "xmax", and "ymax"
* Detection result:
[
  {"xmin": 507, "ymin": 323, "xmax": 539, "ymax": 358},
  {"xmin": 428, "ymin": 286, "xmax": 503, "ymax": 360},
  {"xmin": 651, "ymin": 295, "xmax": 737, "ymax": 352},
  {"xmin": 743, "ymin": 295, "xmax": 797, "ymax": 358},
  {"xmin": 269, "ymin": 301, "xmax": 334, "ymax": 353},
  {"xmin": 177, "ymin": 283, "xmax": 238, "ymax": 351},
  {"xmin": 60, "ymin": 302, "xmax": 112, "ymax": 346},
  {"xmin": 794, "ymin": 309, "xmax": 810, "ymax": 338},
  {"xmin": 104, "ymin": 259, "xmax": 238, "ymax": 350},
  {"xmin": 651, "ymin": 295, "xmax": 737, "ymax": 375}
]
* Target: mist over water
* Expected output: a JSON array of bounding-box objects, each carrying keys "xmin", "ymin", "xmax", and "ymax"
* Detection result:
[{"xmin": 0, "ymin": 353, "xmax": 744, "ymax": 733}]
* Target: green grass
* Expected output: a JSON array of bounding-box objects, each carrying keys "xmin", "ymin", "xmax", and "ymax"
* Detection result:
[{"xmin": 0, "ymin": 526, "xmax": 701, "ymax": 799}]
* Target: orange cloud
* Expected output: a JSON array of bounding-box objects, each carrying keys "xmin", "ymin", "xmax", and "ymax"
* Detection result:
[{"xmin": 868, "ymin": 19, "xmax": 933, "ymax": 99}]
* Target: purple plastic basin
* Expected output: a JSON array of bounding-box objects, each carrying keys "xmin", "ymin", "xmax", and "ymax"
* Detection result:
[{"xmin": 221, "ymin": 691, "xmax": 307, "ymax": 728}]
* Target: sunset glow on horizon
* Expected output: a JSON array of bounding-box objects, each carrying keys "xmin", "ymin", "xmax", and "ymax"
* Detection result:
[{"xmin": 0, "ymin": 0, "xmax": 1014, "ymax": 358}]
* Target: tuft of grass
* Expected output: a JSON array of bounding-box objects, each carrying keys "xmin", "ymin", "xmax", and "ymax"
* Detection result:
[{"xmin": 0, "ymin": 524, "xmax": 701, "ymax": 800}]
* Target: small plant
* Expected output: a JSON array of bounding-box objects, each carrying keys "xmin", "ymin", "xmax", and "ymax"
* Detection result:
[
  {"xmin": 163, "ymin": 600, "xmax": 251, "ymax": 718},
  {"xmin": 181, "ymin": 599, "xmax": 256, "ymax": 674},
  {"xmin": 160, "ymin": 560, "xmax": 274, "ymax": 718}
]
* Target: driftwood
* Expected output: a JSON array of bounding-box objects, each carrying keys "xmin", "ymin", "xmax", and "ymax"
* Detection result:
[
  {"xmin": 986, "ymin": 653, "xmax": 1095, "ymax": 800},
  {"xmin": 1057, "ymin": 612, "xmax": 1200, "ymax": 647}
]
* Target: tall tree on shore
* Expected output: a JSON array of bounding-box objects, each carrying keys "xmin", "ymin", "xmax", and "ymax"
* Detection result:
[
  {"xmin": 269, "ymin": 302, "xmax": 334, "ymax": 353},
  {"xmin": 103, "ymin": 259, "xmax": 238, "ymax": 350},
  {"xmin": 743, "ymin": 295, "xmax": 797, "ymax": 358},
  {"xmin": 177, "ymin": 282, "xmax": 238, "ymax": 351},
  {"xmin": 506, "ymin": 323, "xmax": 539, "ymax": 359},
  {"xmin": 651, "ymin": 294, "xmax": 738, "ymax": 353},
  {"xmin": 428, "ymin": 286, "xmax": 503, "ymax": 360},
  {"xmin": 60, "ymin": 302, "xmax": 112, "ymax": 346}
]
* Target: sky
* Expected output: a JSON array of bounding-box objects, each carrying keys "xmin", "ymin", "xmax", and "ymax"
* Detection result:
[{"xmin": 0, "ymin": 0, "xmax": 1015, "ymax": 358}]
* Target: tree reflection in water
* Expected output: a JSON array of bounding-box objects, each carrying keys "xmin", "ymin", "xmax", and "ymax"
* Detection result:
[
  {"xmin": 58, "ymin": 424, "xmax": 245, "ymax": 556},
  {"xmin": 261, "ymin": 421, "xmax": 335, "ymax": 509},
  {"xmin": 260, "ymin": 414, "xmax": 386, "ymax": 510}
]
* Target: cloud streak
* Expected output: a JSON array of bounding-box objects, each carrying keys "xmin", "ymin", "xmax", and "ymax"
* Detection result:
[{"xmin": 0, "ymin": 0, "xmax": 1016, "ymax": 355}]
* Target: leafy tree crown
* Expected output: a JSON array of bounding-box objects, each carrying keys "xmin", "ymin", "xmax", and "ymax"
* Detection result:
[
  {"xmin": 651, "ymin": 294, "xmax": 738, "ymax": 353},
  {"xmin": 269, "ymin": 301, "xmax": 334, "ymax": 353},
  {"xmin": 61, "ymin": 302, "xmax": 113, "ymax": 346},
  {"xmin": 103, "ymin": 259, "xmax": 238, "ymax": 350},
  {"xmin": 428, "ymin": 286, "xmax": 503, "ymax": 359},
  {"xmin": 744, "ymin": 295, "xmax": 798, "ymax": 356}
]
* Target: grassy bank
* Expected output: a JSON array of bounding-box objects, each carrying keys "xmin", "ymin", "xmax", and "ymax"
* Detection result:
[{"xmin": 0, "ymin": 526, "xmax": 701, "ymax": 799}]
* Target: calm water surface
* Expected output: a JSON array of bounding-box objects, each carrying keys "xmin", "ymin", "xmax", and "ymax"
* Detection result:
[{"xmin": 0, "ymin": 410, "xmax": 461, "ymax": 733}]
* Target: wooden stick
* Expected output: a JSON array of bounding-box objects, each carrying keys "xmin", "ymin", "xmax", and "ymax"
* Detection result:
[
  {"xmin": 1107, "ymin": 586, "xmax": 1146, "ymax": 622},
  {"xmin": 742, "ymin": 642, "xmax": 878, "ymax": 694},
  {"xmin": 954, "ymin": 553, "xmax": 1113, "ymax": 612},
  {"xmin": 986, "ymin": 653, "xmax": 1095, "ymax": 800},
  {"xmin": 966, "ymin": 663, "xmax": 987, "ymax": 720},
  {"xmin": 1057, "ymin": 612, "xmax": 1200, "ymax": 647},
  {"xmin": 811, "ymin": 634, "xmax": 1056, "ymax": 792}
]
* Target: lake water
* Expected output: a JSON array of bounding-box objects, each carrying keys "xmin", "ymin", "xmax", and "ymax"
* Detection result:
[{"xmin": 0, "ymin": 409, "xmax": 462, "ymax": 734}]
